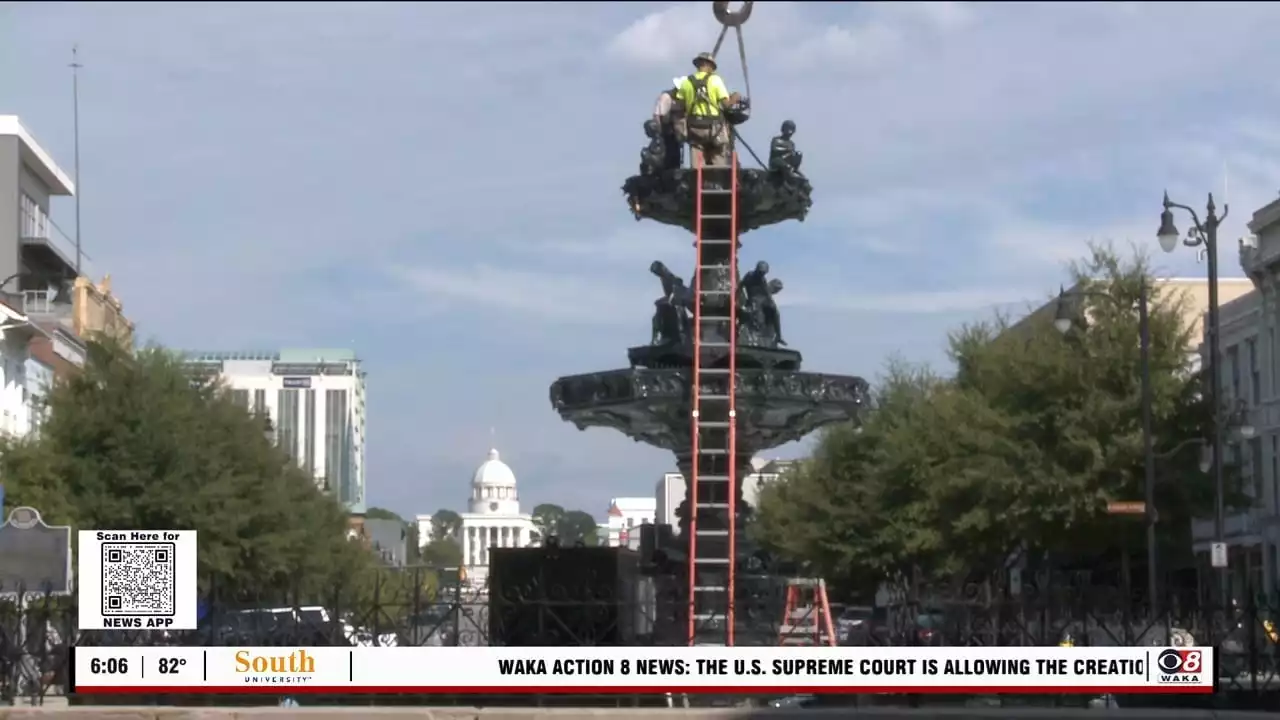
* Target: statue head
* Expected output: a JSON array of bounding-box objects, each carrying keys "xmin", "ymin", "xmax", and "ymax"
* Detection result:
[
  {"xmin": 643, "ymin": 118, "xmax": 661, "ymax": 138},
  {"xmin": 755, "ymin": 260, "xmax": 770, "ymax": 274},
  {"xmin": 780, "ymin": 119, "xmax": 796, "ymax": 138},
  {"xmin": 650, "ymin": 261, "xmax": 667, "ymax": 276}
]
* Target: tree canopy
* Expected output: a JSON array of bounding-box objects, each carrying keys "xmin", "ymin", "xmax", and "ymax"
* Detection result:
[
  {"xmin": 430, "ymin": 508, "xmax": 462, "ymax": 541},
  {"xmin": 0, "ymin": 340, "xmax": 375, "ymax": 602},
  {"xmin": 532, "ymin": 503, "xmax": 600, "ymax": 545},
  {"xmin": 365, "ymin": 507, "xmax": 404, "ymax": 523},
  {"xmin": 754, "ymin": 247, "xmax": 1234, "ymax": 598}
]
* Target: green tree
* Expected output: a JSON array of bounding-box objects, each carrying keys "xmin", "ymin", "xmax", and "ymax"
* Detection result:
[
  {"xmin": 560, "ymin": 510, "xmax": 599, "ymax": 545},
  {"xmin": 755, "ymin": 246, "xmax": 1227, "ymax": 590},
  {"xmin": 365, "ymin": 507, "xmax": 404, "ymax": 522},
  {"xmin": 420, "ymin": 538, "xmax": 463, "ymax": 567},
  {"xmin": 431, "ymin": 508, "xmax": 462, "ymax": 541},
  {"xmin": 531, "ymin": 503, "xmax": 564, "ymax": 538},
  {"xmin": 0, "ymin": 340, "xmax": 374, "ymax": 601}
]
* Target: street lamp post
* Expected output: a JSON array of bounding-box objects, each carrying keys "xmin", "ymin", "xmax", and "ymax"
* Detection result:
[
  {"xmin": 1156, "ymin": 191, "xmax": 1230, "ymax": 602},
  {"xmin": 1054, "ymin": 280, "xmax": 1157, "ymax": 608}
]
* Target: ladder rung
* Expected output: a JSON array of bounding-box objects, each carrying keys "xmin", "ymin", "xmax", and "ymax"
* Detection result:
[
  {"xmin": 696, "ymin": 530, "xmax": 730, "ymax": 536},
  {"xmin": 698, "ymin": 475, "xmax": 729, "ymax": 481},
  {"xmin": 697, "ymin": 421, "xmax": 731, "ymax": 427},
  {"xmin": 697, "ymin": 369, "xmax": 731, "ymax": 376},
  {"xmin": 786, "ymin": 578, "xmax": 825, "ymax": 587},
  {"xmin": 701, "ymin": 188, "xmax": 733, "ymax": 195},
  {"xmin": 698, "ymin": 265, "xmax": 731, "ymax": 270},
  {"xmin": 691, "ymin": 613, "xmax": 724, "ymax": 620},
  {"xmin": 699, "ymin": 290, "xmax": 733, "ymax": 296},
  {"xmin": 698, "ymin": 449, "xmax": 728, "ymax": 455},
  {"xmin": 696, "ymin": 502, "xmax": 730, "ymax": 508},
  {"xmin": 694, "ymin": 558, "xmax": 731, "ymax": 564},
  {"xmin": 693, "ymin": 586, "xmax": 727, "ymax": 592},
  {"xmin": 700, "ymin": 214, "xmax": 733, "ymax": 220},
  {"xmin": 699, "ymin": 394, "xmax": 731, "ymax": 400},
  {"xmin": 699, "ymin": 342, "xmax": 732, "ymax": 348},
  {"xmin": 699, "ymin": 316, "xmax": 731, "ymax": 322}
]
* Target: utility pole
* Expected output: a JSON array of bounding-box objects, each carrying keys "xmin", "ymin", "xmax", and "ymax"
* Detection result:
[{"xmin": 70, "ymin": 45, "xmax": 83, "ymax": 277}]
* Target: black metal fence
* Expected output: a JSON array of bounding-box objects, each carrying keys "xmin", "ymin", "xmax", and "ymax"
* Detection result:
[{"xmin": 1, "ymin": 564, "xmax": 1278, "ymax": 709}]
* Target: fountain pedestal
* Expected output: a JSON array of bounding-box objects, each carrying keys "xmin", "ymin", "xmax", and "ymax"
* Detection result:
[{"xmin": 549, "ymin": 265, "xmax": 868, "ymax": 641}]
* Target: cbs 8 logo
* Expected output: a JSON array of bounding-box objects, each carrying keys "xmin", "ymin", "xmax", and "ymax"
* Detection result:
[{"xmin": 1157, "ymin": 649, "xmax": 1202, "ymax": 674}]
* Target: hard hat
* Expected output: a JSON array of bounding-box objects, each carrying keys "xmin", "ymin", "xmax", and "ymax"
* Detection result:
[{"xmin": 692, "ymin": 52, "xmax": 717, "ymax": 70}]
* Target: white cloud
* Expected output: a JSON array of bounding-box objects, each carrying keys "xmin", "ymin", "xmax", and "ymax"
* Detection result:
[
  {"xmin": 16, "ymin": 2, "xmax": 1280, "ymax": 516},
  {"xmin": 606, "ymin": 1, "xmax": 973, "ymax": 72},
  {"xmin": 392, "ymin": 263, "xmax": 650, "ymax": 326},
  {"xmin": 785, "ymin": 286, "xmax": 1041, "ymax": 315}
]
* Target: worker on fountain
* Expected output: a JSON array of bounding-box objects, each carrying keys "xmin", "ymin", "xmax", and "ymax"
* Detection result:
[
  {"xmin": 653, "ymin": 80, "xmax": 684, "ymax": 171},
  {"xmin": 674, "ymin": 52, "xmax": 741, "ymax": 170}
]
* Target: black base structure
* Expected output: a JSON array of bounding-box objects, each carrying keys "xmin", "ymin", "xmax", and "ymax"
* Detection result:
[{"xmin": 488, "ymin": 546, "xmax": 644, "ymax": 646}]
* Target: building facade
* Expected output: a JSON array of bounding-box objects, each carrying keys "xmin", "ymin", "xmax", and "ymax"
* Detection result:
[
  {"xmin": 0, "ymin": 116, "xmax": 92, "ymax": 382},
  {"xmin": 0, "ymin": 301, "xmax": 47, "ymax": 437},
  {"xmin": 0, "ymin": 115, "xmax": 82, "ymax": 290},
  {"xmin": 183, "ymin": 349, "xmax": 367, "ymax": 514},
  {"xmin": 1212, "ymin": 196, "xmax": 1280, "ymax": 599},
  {"xmin": 458, "ymin": 448, "xmax": 536, "ymax": 587},
  {"xmin": 600, "ymin": 497, "xmax": 657, "ymax": 549}
]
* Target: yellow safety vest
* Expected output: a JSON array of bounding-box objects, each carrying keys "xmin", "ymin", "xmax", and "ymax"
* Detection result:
[{"xmin": 677, "ymin": 71, "xmax": 729, "ymax": 118}]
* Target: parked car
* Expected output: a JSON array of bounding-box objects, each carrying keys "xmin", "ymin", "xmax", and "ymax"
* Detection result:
[
  {"xmin": 836, "ymin": 605, "xmax": 875, "ymax": 644},
  {"xmin": 840, "ymin": 606, "xmax": 946, "ymax": 646}
]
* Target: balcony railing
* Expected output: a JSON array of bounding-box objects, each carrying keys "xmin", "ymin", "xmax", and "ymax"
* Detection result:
[
  {"xmin": 18, "ymin": 205, "xmax": 94, "ymax": 279},
  {"xmin": 20, "ymin": 289, "xmax": 70, "ymax": 318}
]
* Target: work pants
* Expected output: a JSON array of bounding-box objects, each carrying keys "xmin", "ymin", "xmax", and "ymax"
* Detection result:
[{"xmin": 686, "ymin": 118, "xmax": 730, "ymax": 167}]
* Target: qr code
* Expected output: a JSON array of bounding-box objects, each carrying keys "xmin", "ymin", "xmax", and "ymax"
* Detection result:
[{"xmin": 101, "ymin": 542, "xmax": 176, "ymax": 616}]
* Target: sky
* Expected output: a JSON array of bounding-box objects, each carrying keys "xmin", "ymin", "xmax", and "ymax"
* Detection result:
[{"xmin": 4, "ymin": 1, "xmax": 1280, "ymax": 521}]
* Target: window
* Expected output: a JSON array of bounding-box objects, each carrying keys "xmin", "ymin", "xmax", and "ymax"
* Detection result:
[
  {"xmin": 18, "ymin": 193, "xmax": 48, "ymax": 239},
  {"xmin": 1250, "ymin": 437, "xmax": 1264, "ymax": 502},
  {"xmin": 304, "ymin": 390, "xmax": 316, "ymax": 478},
  {"xmin": 277, "ymin": 389, "xmax": 301, "ymax": 462},
  {"xmin": 1248, "ymin": 339, "xmax": 1260, "ymax": 405},
  {"xmin": 1274, "ymin": 435, "xmax": 1280, "ymax": 515},
  {"xmin": 231, "ymin": 389, "xmax": 249, "ymax": 409},
  {"xmin": 325, "ymin": 389, "xmax": 350, "ymax": 497},
  {"xmin": 1271, "ymin": 327, "xmax": 1277, "ymax": 392},
  {"xmin": 1227, "ymin": 345, "xmax": 1241, "ymax": 400}
]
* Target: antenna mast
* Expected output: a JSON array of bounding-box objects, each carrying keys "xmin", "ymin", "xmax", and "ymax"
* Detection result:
[{"xmin": 70, "ymin": 45, "xmax": 83, "ymax": 277}]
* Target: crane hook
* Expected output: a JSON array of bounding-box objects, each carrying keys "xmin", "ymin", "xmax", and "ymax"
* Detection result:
[{"xmin": 713, "ymin": 1, "xmax": 753, "ymax": 28}]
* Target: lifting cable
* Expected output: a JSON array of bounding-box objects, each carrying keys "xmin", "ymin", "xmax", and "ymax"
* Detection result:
[
  {"xmin": 709, "ymin": 3, "xmax": 765, "ymax": 170},
  {"xmin": 710, "ymin": 2, "xmax": 753, "ymax": 106}
]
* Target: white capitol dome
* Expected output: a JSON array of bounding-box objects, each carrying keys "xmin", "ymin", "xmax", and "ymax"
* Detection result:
[
  {"xmin": 469, "ymin": 448, "xmax": 520, "ymax": 515},
  {"xmin": 472, "ymin": 448, "xmax": 516, "ymax": 487}
]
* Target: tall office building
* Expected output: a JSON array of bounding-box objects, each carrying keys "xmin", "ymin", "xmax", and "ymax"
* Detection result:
[{"xmin": 184, "ymin": 349, "xmax": 367, "ymax": 514}]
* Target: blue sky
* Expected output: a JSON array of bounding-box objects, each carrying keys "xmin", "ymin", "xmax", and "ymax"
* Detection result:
[{"xmin": 4, "ymin": 2, "xmax": 1280, "ymax": 521}]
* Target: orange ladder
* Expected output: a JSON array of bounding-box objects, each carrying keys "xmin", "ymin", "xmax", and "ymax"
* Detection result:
[
  {"xmin": 778, "ymin": 578, "xmax": 838, "ymax": 646},
  {"xmin": 686, "ymin": 151, "xmax": 740, "ymax": 647}
]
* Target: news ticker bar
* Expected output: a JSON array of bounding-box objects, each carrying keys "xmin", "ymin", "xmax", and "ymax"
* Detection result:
[{"xmin": 70, "ymin": 646, "xmax": 1217, "ymax": 695}]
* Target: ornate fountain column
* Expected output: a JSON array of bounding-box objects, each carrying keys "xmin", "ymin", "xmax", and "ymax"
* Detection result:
[{"xmin": 549, "ymin": 144, "xmax": 865, "ymax": 644}]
